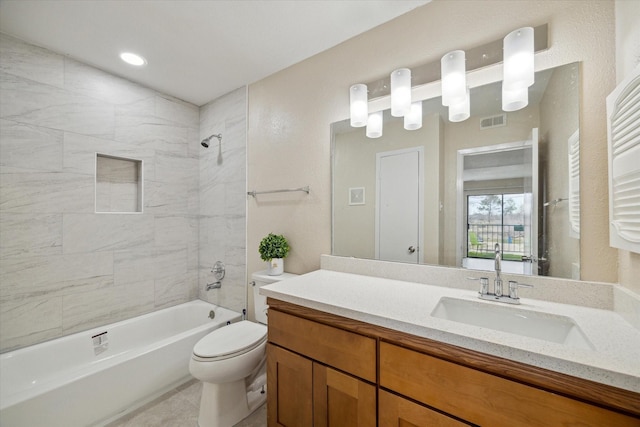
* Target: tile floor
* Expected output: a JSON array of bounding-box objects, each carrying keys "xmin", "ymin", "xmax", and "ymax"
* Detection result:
[{"xmin": 106, "ymin": 379, "xmax": 266, "ymax": 427}]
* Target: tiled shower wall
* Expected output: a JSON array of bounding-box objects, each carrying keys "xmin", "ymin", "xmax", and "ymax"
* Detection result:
[
  {"xmin": 198, "ymin": 87, "xmax": 247, "ymax": 313},
  {"xmin": 0, "ymin": 34, "xmax": 209, "ymax": 352}
]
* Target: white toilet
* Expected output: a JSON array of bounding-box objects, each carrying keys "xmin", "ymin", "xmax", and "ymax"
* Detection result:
[{"xmin": 189, "ymin": 270, "xmax": 297, "ymax": 427}]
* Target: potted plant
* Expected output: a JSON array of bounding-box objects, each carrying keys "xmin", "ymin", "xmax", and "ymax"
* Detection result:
[{"xmin": 258, "ymin": 233, "xmax": 290, "ymax": 275}]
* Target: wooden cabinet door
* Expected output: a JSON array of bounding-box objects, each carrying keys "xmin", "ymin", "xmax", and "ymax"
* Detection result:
[
  {"xmin": 379, "ymin": 390, "xmax": 470, "ymax": 427},
  {"xmin": 267, "ymin": 344, "xmax": 313, "ymax": 427},
  {"xmin": 313, "ymin": 364, "xmax": 376, "ymax": 427}
]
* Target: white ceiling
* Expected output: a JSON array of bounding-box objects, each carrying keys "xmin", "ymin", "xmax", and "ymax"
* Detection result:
[{"xmin": 0, "ymin": 0, "xmax": 430, "ymax": 106}]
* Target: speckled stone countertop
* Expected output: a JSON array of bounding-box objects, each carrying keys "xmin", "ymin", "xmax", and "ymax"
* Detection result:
[{"xmin": 260, "ymin": 269, "xmax": 640, "ymax": 393}]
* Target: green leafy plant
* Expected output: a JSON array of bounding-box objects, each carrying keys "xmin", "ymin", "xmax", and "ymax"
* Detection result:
[{"xmin": 258, "ymin": 233, "xmax": 290, "ymax": 261}]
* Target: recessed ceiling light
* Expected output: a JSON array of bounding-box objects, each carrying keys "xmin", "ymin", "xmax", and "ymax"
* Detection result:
[{"xmin": 120, "ymin": 52, "xmax": 147, "ymax": 66}]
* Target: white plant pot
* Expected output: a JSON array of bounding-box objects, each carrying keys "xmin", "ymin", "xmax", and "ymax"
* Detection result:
[{"xmin": 268, "ymin": 258, "xmax": 284, "ymax": 276}]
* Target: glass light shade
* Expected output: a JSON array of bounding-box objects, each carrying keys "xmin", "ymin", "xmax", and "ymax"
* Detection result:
[
  {"xmin": 350, "ymin": 84, "xmax": 368, "ymax": 127},
  {"xmin": 441, "ymin": 50, "xmax": 467, "ymax": 107},
  {"xmin": 404, "ymin": 101, "xmax": 423, "ymax": 130},
  {"xmin": 449, "ymin": 89, "xmax": 470, "ymax": 122},
  {"xmin": 502, "ymin": 86, "xmax": 529, "ymax": 111},
  {"xmin": 366, "ymin": 111, "xmax": 383, "ymax": 138},
  {"xmin": 503, "ymin": 27, "xmax": 534, "ymax": 91},
  {"xmin": 390, "ymin": 68, "xmax": 411, "ymax": 117}
]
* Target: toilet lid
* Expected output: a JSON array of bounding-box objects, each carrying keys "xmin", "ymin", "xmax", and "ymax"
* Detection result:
[{"xmin": 193, "ymin": 321, "xmax": 267, "ymax": 359}]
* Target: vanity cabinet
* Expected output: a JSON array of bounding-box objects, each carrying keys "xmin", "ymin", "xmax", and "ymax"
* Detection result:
[
  {"xmin": 380, "ymin": 341, "xmax": 638, "ymax": 426},
  {"xmin": 266, "ymin": 299, "xmax": 640, "ymax": 427},
  {"xmin": 267, "ymin": 308, "xmax": 376, "ymax": 426}
]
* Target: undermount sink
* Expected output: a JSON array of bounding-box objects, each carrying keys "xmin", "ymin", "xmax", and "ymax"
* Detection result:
[{"xmin": 431, "ymin": 297, "xmax": 594, "ymax": 350}]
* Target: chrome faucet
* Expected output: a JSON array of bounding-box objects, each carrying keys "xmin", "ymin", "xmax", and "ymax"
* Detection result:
[
  {"xmin": 474, "ymin": 242, "xmax": 533, "ymax": 305},
  {"xmin": 494, "ymin": 243, "xmax": 503, "ymax": 297},
  {"xmin": 206, "ymin": 281, "xmax": 222, "ymax": 291}
]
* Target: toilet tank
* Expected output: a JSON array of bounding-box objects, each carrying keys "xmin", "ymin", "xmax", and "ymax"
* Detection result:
[{"xmin": 252, "ymin": 270, "xmax": 298, "ymax": 324}]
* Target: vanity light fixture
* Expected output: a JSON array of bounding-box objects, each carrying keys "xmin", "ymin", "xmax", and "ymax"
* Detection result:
[
  {"xmin": 441, "ymin": 50, "xmax": 467, "ymax": 107},
  {"xmin": 404, "ymin": 101, "xmax": 423, "ymax": 130},
  {"xmin": 120, "ymin": 52, "xmax": 147, "ymax": 66},
  {"xmin": 390, "ymin": 68, "xmax": 412, "ymax": 117},
  {"xmin": 366, "ymin": 111, "xmax": 383, "ymax": 138},
  {"xmin": 502, "ymin": 27, "xmax": 534, "ymax": 111},
  {"xmin": 348, "ymin": 25, "xmax": 547, "ymax": 133},
  {"xmin": 449, "ymin": 88, "xmax": 470, "ymax": 122},
  {"xmin": 350, "ymin": 84, "xmax": 368, "ymax": 127},
  {"xmin": 502, "ymin": 86, "xmax": 529, "ymax": 112}
]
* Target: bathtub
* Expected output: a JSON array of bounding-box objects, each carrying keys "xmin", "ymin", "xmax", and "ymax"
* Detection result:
[{"xmin": 0, "ymin": 300, "xmax": 241, "ymax": 427}]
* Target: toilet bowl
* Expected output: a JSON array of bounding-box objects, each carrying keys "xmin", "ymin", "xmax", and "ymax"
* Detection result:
[{"xmin": 189, "ymin": 270, "xmax": 297, "ymax": 427}]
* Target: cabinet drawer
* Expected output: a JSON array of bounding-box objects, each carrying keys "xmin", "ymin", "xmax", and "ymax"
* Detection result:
[
  {"xmin": 380, "ymin": 342, "xmax": 638, "ymax": 427},
  {"xmin": 379, "ymin": 390, "xmax": 470, "ymax": 427},
  {"xmin": 268, "ymin": 309, "xmax": 376, "ymax": 382}
]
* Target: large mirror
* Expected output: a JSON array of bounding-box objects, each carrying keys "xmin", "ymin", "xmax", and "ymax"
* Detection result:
[{"xmin": 332, "ymin": 62, "xmax": 580, "ymax": 280}]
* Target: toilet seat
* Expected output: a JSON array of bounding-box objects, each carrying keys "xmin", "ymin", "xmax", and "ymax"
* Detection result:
[{"xmin": 193, "ymin": 321, "xmax": 267, "ymax": 361}]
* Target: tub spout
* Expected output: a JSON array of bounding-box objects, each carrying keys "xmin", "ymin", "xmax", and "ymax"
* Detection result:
[{"xmin": 206, "ymin": 281, "xmax": 222, "ymax": 291}]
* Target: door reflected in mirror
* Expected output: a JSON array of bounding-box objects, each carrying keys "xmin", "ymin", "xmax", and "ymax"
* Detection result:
[{"xmin": 332, "ymin": 62, "xmax": 580, "ymax": 280}]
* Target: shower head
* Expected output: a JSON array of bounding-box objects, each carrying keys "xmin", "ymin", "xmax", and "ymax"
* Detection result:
[{"xmin": 200, "ymin": 133, "xmax": 222, "ymax": 148}]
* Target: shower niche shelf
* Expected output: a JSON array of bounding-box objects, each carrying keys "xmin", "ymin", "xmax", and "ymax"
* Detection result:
[{"xmin": 95, "ymin": 154, "xmax": 143, "ymax": 214}]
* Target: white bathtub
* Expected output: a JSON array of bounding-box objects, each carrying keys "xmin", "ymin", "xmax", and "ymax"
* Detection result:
[{"xmin": 0, "ymin": 300, "xmax": 241, "ymax": 427}]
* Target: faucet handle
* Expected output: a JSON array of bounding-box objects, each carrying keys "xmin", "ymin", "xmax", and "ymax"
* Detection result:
[
  {"xmin": 467, "ymin": 277, "xmax": 490, "ymax": 295},
  {"xmin": 508, "ymin": 280, "xmax": 533, "ymax": 299}
]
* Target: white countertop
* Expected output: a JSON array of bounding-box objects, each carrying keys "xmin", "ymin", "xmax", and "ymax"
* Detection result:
[{"xmin": 260, "ymin": 269, "xmax": 640, "ymax": 393}]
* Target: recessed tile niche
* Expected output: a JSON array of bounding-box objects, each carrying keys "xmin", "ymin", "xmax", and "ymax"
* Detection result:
[{"xmin": 95, "ymin": 154, "xmax": 143, "ymax": 213}]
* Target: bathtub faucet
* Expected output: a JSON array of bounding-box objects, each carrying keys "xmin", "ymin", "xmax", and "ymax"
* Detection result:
[{"xmin": 206, "ymin": 281, "xmax": 222, "ymax": 291}]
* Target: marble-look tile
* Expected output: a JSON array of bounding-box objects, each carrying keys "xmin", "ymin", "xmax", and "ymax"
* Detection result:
[
  {"xmin": 226, "ymin": 214, "xmax": 247, "ymax": 248},
  {"xmin": 225, "ymin": 178, "xmax": 248, "ymax": 216},
  {"xmin": 155, "ymin": 215, "xmax": 190, "ymax": 249},
  {"xmin": 187, "ymin": 216, "xmax": 199, "ymax": 271},
  {"xmin": 154, "ymin": 274, "xmax": 190, "ymax": 308},
  {"xmin": 0, "ymin": 296, "xmax": 63, "ymax": 352},
  {"xmin": 199, "ymin": 87, "xmax": 246, "ymax": 132},
  {"xmin": 114, "ymin": 99, "xmax": 189, "ymax": 156},
  {"xmin": 187, "ymin": 126, "xmax": 202, "ymax": 159},
  {"xmin": 0, "ymin": 252, "xmax": 113, "ymax": 299},
  {"xmin": 0, "ymin": 171, "xmax": 95, "ymax": 213},
  {"xmin": 0, "ymin": 212, "xmax": 62, "ymax": 258},
  {"xmin": 63, "ymin": 57, "xmax": 152, "ymax": 105},
  {"xmin": 199, "ymin": 181, "xmax": 227, "ymax": 216},
  {"xmin": 113, "ymin": 249, "xmax": 156, "ymax": 286},
  {"xmin": 96, "ymin": 181, "xmax": 140, "ymax": 213},
  {"xmin": 154, "ymin": 248, "xmax": 188, "ymax": 280},
  {"xmin": 0, "ymin": 34, "xmax": 64, "ymax": 88},
  {"xmin": 0, "ymin": 119, "xmax": 64, "ymax": 173},
  {"xmin": 155, "ymin": 152, "xmax": 198, "ymax": 185},
  {"xmin": 0, "ymin": 71, "xmax": 115, "ymax": 139},
  {"xmin": 145, "ymin": 180, "xmax": 189, "ymax": 214},
  {"xmin": 63, "ymin": 131, "xmax": 155, "ymax": 179},
  {"xmin": 155, "ymin": 94, "xmax": 199, "ymax": 128},
  {"xmin": 62, "ymin": 280, "xmax": 155, "ymax": 334},
  {"xmin": 62, "ymin": 213, "xmax": 154, "ymax": 254}
]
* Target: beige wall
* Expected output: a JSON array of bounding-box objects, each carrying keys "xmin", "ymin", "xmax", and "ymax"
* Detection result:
[
  {"xmin": 247, "ymin": 1, "xmax": 622, "ymax": 286},
  {"xmin": 615, "ymin": 0, "xmax": 640, "ymax": 293}
]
